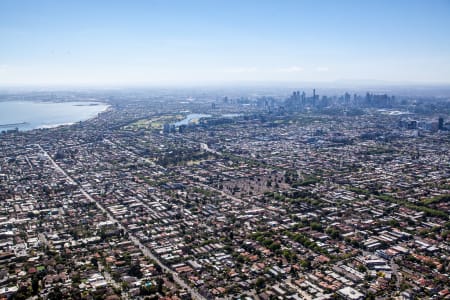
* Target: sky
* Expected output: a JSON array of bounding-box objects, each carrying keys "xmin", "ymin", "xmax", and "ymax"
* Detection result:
[{"xmin": 1, "ymin": 0, "xmax": 450, "ymax": 86}]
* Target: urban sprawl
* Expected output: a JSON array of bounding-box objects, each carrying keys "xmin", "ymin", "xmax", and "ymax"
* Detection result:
[{"xmin": 0, "ymin": 89, "xmax": 449, "ymax": 300}]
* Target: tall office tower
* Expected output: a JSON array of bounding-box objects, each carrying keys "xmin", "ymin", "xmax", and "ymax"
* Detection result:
[{"xmin": 438, "ymin": 117, "xmax": 444, "ymax": 130}]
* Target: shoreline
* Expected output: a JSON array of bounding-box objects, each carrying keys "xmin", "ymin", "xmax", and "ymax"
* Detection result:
[
  {"xmin": 0, "ymin": 122, "xmax": 28, "ymax": 128},
  {"xmin": 34, "ymin": 104, "xmax": 111, "ymax": 130},
  {"xmin": 0, "ymin": 101, "xmax": 111, "ymax": 132}
]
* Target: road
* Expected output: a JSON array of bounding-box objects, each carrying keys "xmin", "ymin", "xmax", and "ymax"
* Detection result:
[{"xmin": 37, "ymin": 144, "xmax": 206, "ymax": 300}]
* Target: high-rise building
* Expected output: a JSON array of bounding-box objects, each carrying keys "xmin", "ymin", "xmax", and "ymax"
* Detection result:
[
  {"xmin": 163, "ymin": 123, "xmax": 170, "ymax": 134},
  {"xmin": 438, "ymin": 117, "xmax": 444, "ymax": 130}
]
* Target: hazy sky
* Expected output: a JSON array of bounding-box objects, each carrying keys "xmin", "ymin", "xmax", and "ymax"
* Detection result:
[{"xmin": 1, "ymin": 0, "xmax": 450, "ymax": 86}]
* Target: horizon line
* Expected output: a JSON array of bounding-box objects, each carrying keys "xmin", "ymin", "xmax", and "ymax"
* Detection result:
[{"xmin": 1, "ymin": 79, "xmax": 450, "ymax": 89}]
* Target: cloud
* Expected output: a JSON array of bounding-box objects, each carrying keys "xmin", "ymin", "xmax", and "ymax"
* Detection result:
[
  {"xmin": 223, "ymin": 67, "xmax": 258, "ymax": 73},
  {"xmin": 277, "ymin": 66, "xmax": 304, "ymax": 73},
  {"xmin": 316, "ymin": 66, "xmax": 329, "ymax": 72}
]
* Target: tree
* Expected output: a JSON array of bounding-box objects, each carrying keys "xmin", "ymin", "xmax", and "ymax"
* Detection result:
[
  {"xmin": 310, "ymin": 222, "xmax": 323, "ymax": 232},
  {"xmin": 255, "ymin": 277, "xmax": 266, "ymax": 289},
  {"xmin": 128, "ymin": 263, "xmax": 143, "ymax": 278},
  {"xmin": 300, "ymin": 259, "xmax": 311, "ymax": 270},
  {"xmin": 32, "ymin": 276, "xmax": 40, "ymax": 295},
  {"xmin": 12, "ymin": 286, "xmax": 30, "ymax": 300},
  {"xmin": 91, "ymin": 257, "xmax": 98, "ymax": 268},
  {"xmin": 47, "ymin": 286, "xmax": 63, "ymax": 300},
  {"xmin": 121, "ymin": 282, "xmax": 130, "ymax": 291},
  {"xmin": 72, "ymin": 272, "xmax": 81, "ymax": 286}
]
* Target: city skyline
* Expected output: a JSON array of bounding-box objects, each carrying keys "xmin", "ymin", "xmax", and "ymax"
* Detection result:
[{"xmin": 1, "ymin": 0, "xmax": 450, "ymax": 86}]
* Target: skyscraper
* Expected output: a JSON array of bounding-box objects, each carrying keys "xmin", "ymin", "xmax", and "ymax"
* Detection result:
[{"xmin": 438, "ymin": 117, "xmax": 444, "ymax": 130}]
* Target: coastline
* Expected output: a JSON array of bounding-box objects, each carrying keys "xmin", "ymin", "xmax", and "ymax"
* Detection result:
[
  {"xmin": 0, "ymin": 101, "xmax": 111, "ymax": 132},
  {"xmin": 0, "ymin": 122, "xmax": 28, "ymax": 128},
  {"xmin": 34, "ymin": 103, "xmax": 111, "ymax": 130},
  {"xmin": 81, "ymin": 104, "xmax": 112, "ymax": 123}
]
